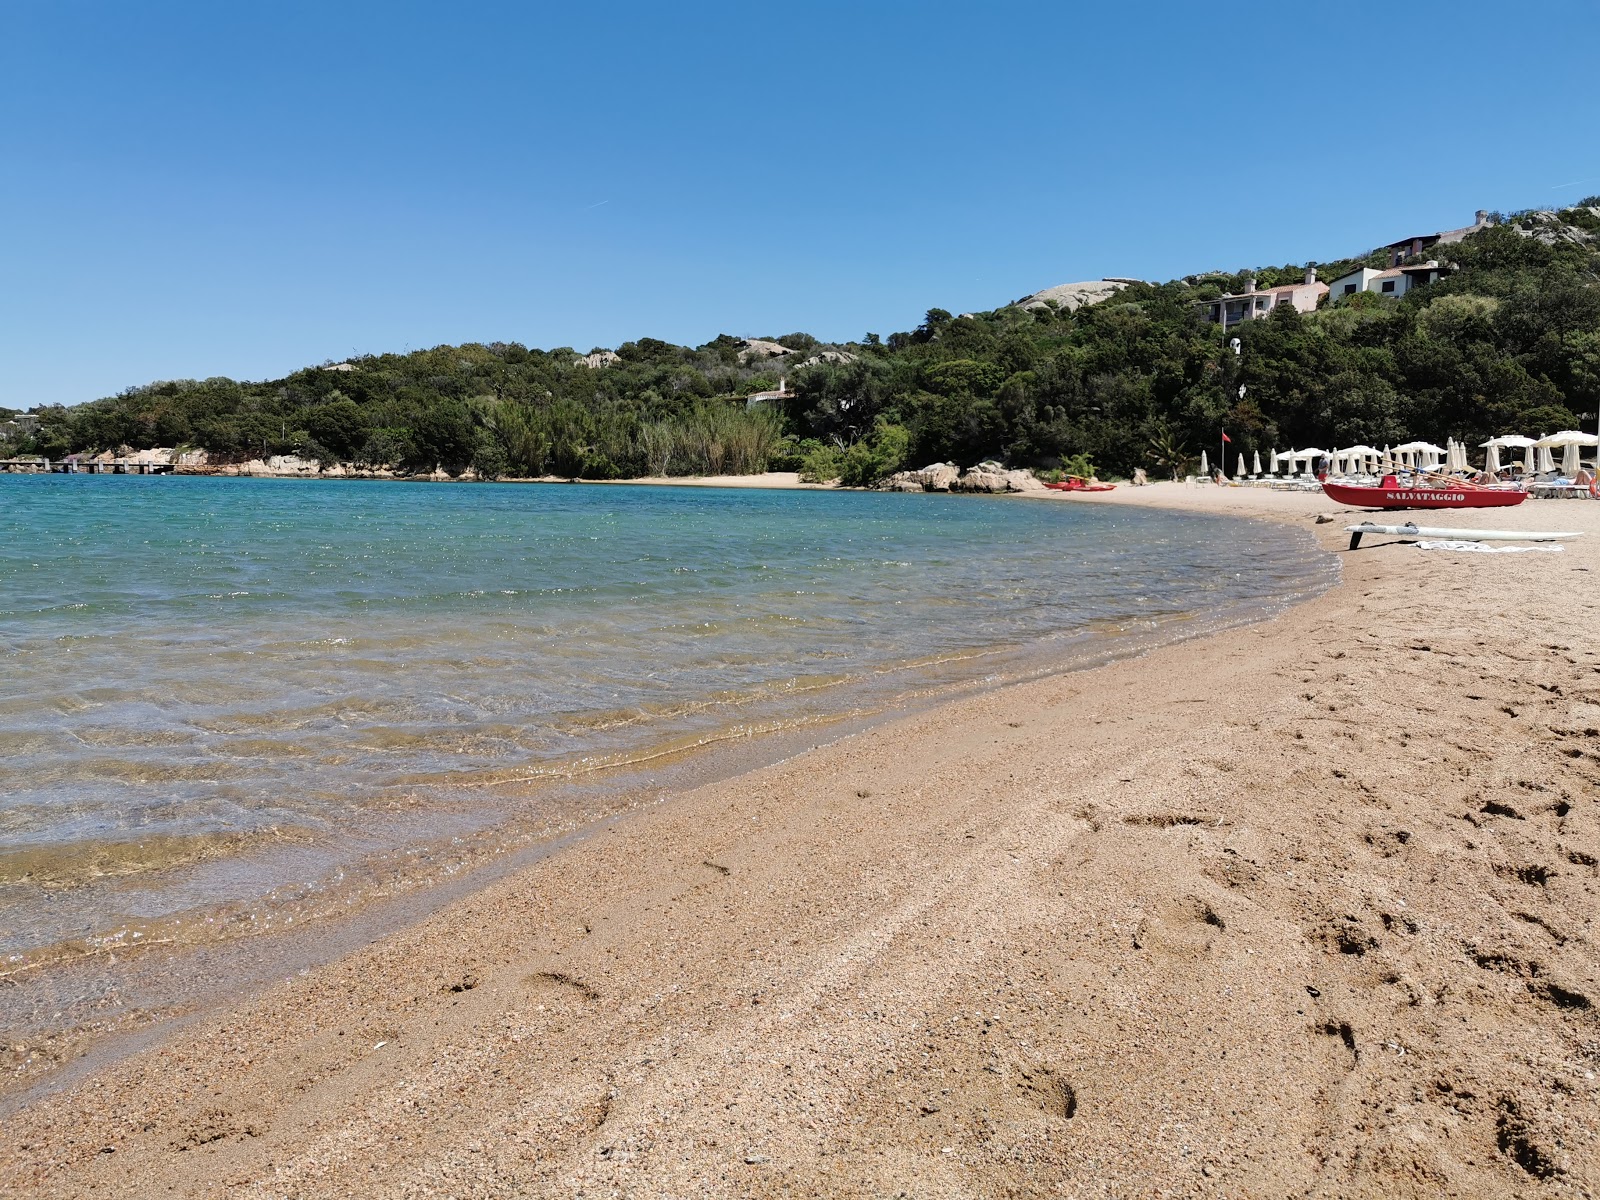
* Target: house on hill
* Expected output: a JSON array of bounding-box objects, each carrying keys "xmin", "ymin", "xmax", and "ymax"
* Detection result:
[
  {"xmin": 1200, "ymin": 269, "xmax": 1328, "ymax": 328},
  {"xmin": 1382, "ymin": 210, "xmax": 1491, "ymax": 266},
  {"xmin": 745, "ymin": 378, "xmax": 789, "ymax": 411},
  {"xmin": 1327, "ymin": 261, "xmax": 1446, "ymax": 300}
]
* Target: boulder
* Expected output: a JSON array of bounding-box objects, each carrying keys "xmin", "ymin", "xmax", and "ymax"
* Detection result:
[
  {"xmin": 955, "ymin": 468, "xmax": 1008, "ymax": 493},
  {"xmin": 738, "ymin": 339, "xmax": 793, "ymax": 362},
  {"xmin": 265, "ymin": 454, "xmax": 321, "ymax": 476},
  {"xmin": 877, "ymin": 462, "xmax": 962, "ymax": 492},
  {"xmin": 575, "ymin": 350, "xmax": 621, "ymax": 369},
  {"xmin": 954, "ymin": 464, "xmax": 1044, "ymax": 493},
  {"xmin": 1013, "ymin": 279, "xmax": 1129, "ymax": 313},
  {"xmin": 798, "ymin": 350, "xmax": 859, "ymax": 368}
]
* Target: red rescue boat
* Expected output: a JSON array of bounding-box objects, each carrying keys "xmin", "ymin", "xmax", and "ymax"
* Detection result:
[{"xmin": 1321, "ymin": 476, "xmax": 1526, "ymax": 509}]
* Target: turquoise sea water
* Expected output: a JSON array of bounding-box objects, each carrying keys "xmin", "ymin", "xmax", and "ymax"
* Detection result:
[{"xmin": 0, "ymin": 475, "xmax": 1335, "ymax": 966}]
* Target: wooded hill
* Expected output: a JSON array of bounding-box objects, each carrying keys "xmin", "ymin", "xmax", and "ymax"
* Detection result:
[{"xmin": 8, "ymin": 204, "xmax": 1600, "ymax": 483}]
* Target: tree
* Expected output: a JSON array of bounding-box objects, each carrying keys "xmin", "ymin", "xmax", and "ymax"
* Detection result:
[{"xmin": 1147, "ymin": 423, "xmax": 1191, "ymax": 480}]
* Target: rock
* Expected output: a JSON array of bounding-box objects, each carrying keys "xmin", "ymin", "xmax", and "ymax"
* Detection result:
[
  {"xmin": 1013, "ymin": 279, "xmax": 1129, "ymax": 312},
  {"xmin": 737, "ymin": 339, "xmax": 793, "ymax": 362},
  {"xmin": 1315, "ymin": 513, "xmax": 1336, "ymax": 524},
  {"xmin": 574, "ymin": 350, "xmax": 621, "ymax": 369},
  {"xmin": 878, "ymin": 463, "xmax": 962, "ymax": 492},
  {"xmin": 798, "ymin": 350, "xmax": 858, "ymax": 368},
  {"xmin": 955, "ymin": 469, "xmax": 1008, "ymax": 493},
  {"xmin": 954, "ymin": 464, "xmax": 1043, "ymax": 493},
  {"xmin": 265, "ymin": 454, "xmax": 321, "ymax": 476}
]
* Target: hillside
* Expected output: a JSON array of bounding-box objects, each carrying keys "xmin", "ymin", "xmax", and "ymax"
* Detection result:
[{"xmin": 6, "ymin": 203, "xmax": 1600, "ymax": 483}]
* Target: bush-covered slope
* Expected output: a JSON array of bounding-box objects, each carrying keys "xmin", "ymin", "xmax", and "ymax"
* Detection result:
[{"xmin": 9, "ymin": 205, "xmax": 1600, "ymax": 482}]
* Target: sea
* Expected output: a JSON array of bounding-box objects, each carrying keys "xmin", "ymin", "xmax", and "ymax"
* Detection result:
[{"xmin": 0, "ymin": 475, "xmax": 1336, "ymax": 1057}]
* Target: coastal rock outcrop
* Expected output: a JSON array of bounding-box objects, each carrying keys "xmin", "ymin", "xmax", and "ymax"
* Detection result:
[
  {"xmin": 879, "ymin": 462, "xmax": 960, "ymax": 492},
  {"xmin": 575, "ymin": 350, "xmax": 621, "ymax": 369},
  {"xmin": 881, "ymin": 462, "xmax": 1043, "ymax": 493},
  {"xmin": 226, "ymin": 454, "xmax": 322, "ymax": 477},
  {"xmin": 955, "ymin": 463, "xmax": 1046, "ymax": 493}
]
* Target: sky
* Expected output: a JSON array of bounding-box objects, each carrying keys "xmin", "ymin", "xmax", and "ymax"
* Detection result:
[{"xmin": 3, "ymin": 0, "xmax": 1597, "ymax": 409}]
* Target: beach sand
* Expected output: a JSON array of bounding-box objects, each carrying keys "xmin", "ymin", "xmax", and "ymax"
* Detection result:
[{"xmin": 5, "ymin": 484, "xmax": 1599, "ymax": 1197}]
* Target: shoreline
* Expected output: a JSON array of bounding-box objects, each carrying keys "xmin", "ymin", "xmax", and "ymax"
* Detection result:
[
  {"xmin": 0, "ymin": 489, "xmax": 1329, "ymax": 1105},
  {"xmin": 5, "ymin": 487, "xmax": 1599, "ymax": 1195}
]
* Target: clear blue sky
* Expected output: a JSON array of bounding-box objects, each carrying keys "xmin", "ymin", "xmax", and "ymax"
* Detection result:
[{"xmin": 3, "ymin": 0, "xmax": 1596, "ymax": 408}]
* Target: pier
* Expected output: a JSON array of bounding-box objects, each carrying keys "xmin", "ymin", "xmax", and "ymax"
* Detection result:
[{"xmin": 0, "ymin": 458, "xmax": 174, "ymax": 474}]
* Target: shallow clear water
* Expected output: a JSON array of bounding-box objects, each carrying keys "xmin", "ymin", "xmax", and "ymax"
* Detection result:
[{"xmin": 0, "ymin": 475, "xmax": 1334, "ymax": 962}]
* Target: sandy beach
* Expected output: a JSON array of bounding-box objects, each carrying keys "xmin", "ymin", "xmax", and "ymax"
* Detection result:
[{"xmin": 5, "ymin": 483, "xmax": 1598, "ymax": 1197}]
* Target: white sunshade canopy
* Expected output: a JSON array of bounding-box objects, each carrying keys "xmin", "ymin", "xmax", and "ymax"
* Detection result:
[
  {"xmin": 1535, "ymin": 430, "xmax": 1600, "ymax": 447},
  {"xmin": 1391, "ymin": 440, "xmax": 1445, "ymax": 454},
  {"xmin": 1336, "ymin": 445, "xmax": 1381, "ymax": 457},
  {"xmin": 1291, "ymin": 447, "xmax": 1327, "ymax": 459},
  {"xmin": 1483, "ymin": 434, "xmax": 1537, "ymax": 448}
]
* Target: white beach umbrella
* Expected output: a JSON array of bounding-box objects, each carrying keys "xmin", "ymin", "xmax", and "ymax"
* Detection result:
[
  {"xmin": 1537, "ymin": 444, "xmax": 1556, "ymax": 474},
  {"xmin": 1484, "ymin": 442, "xmax": 1501, "ymax": 474},
  {"xmin": 1236, "ymin": 453, "xmax": 1246, "ymax": 479},
  {"xmin": 1535, "ymin": 431, "xmax": 1600, "ymax": 474},
  {"xmin": 1525, "ymin": 443, "xmax": 1536, "ymax": 474},
  {"xmin": 1252, "ymin": 449, "xmax": 1262, "ymax": 475},
  {"xmin": 1199, "ymin": 449, "xmax": 1208, "ymax": 475},
  {"xmin": 1381, "ymin": 444, "xmax": 1391, "ymax": 471}
]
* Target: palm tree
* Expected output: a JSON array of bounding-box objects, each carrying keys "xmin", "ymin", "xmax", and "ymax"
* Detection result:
[{"xmin": 1147, "ymin": 423, "xmax": 1191, "ymax": 481}]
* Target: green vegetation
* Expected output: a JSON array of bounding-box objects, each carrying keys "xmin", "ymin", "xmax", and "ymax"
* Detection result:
[{"xmin": 8, "ymin": 203, "xmax": 1600, "ymax": 484}]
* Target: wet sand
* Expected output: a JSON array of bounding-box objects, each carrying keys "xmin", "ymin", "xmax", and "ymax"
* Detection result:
[{"xmin": 5, "ymin": 484, "xmax": 1599, "ymax": 1197}]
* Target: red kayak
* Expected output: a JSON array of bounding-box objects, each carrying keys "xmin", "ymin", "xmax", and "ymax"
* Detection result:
[
  {"xmin": 1045, "ymin": 478, "xmax": 1116, "ymax": 492},
  {"xmin": 1321, "ymin": 479, "xmax": 1526, "ymax": 509}
]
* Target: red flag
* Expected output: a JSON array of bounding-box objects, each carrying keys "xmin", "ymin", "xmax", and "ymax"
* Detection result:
[{"xmin": 1221, "ymin": 430, "xmax": 1231, "ymax": 443}]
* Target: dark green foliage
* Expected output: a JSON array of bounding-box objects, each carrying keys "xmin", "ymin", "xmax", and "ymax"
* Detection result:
[{"xmin": 8, "ymin": 206, "xmax": 1600, "ymax": 480}]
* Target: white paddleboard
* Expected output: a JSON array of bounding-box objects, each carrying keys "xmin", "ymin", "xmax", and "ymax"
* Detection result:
[{"xmin": 1346, "ymin": 521, "xmax": 1581, "ymax": 548}]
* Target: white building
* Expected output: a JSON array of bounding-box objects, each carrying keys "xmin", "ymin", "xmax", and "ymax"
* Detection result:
[
  {"xmin": 1326, "ymin": 260, "xmax": 1446, "ymax": 300},
  {"xmin": 1201, "ymin": 268, "xmax": 1329, "ymax": 328}
]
